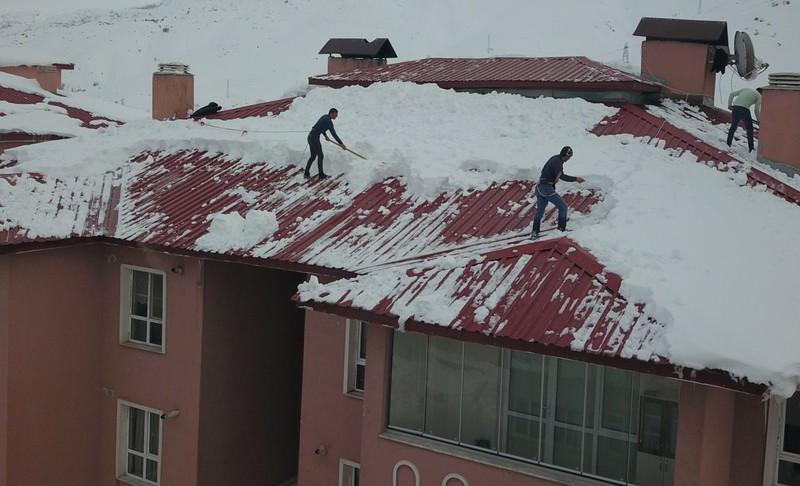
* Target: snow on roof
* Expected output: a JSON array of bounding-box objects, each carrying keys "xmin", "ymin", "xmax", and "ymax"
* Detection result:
[{"xmin": 2, "ymin": 80, "xmax": 800, "ymax": 397}]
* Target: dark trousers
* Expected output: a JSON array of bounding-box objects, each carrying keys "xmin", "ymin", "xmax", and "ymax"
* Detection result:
[
  {"xmin": 305, "ymin": 134, "xmax": 324, "ymax": 175},
  {"xmin": 727, "ymin": 106, "xmax": 755, "ymax": 152}
]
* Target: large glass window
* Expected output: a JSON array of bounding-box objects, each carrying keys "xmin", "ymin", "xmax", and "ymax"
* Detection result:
[
  {"xmin": 768, "ymin": 392, "xmax": 800, "ymax": 485},
  {"xmin": 388, "ymin": 331, "xmax": 679, "ymax": 485}
]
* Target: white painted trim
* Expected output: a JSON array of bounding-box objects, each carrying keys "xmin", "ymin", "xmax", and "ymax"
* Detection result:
[
  {"xmin": 338, "ymin": 458, "xmax": 360, "ymax": 486},
  {"xmin": 392, "ymin": 460, "xmax": 420, "ymax": 486},
  {"xmin": 119, "ymin": 264, "xmax": 167, "ymax": 354},
  {"xmin": 442, "ymin": 472, "xmax": 469, "ymax": 486},
  {"xmin": 116, "ymin": 399, "xmax": 164, "ymax": 486}
]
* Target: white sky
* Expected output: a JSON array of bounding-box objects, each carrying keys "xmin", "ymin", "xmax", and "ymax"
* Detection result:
[{"xmin": 2, "ymin": 0, "xmax": 800, "ymax": 396}]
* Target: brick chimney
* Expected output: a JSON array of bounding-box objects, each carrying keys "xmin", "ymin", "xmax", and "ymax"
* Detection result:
[
  {"xmin": 318, "ymin": 38, "xmax": 396, "ymax": 74},
  {"xmin": 152, "ymin": 63, "xmax": 194, "ymax": 120},
  {"xmin": 0, "ymin": 63, "xmax": 74, "ymax": 94},
  {"xmin": 757, "ymin": 73, "xmax": 800, "ymax": 175},
  {"xmin": 633, "ymin": 18, "xmax": 728, "ymax": 106}
]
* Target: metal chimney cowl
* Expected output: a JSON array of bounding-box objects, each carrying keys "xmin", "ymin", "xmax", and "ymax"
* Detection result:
[{"xmin": 152, "ymin": 62, "xmax": 194, "ymax": 121}]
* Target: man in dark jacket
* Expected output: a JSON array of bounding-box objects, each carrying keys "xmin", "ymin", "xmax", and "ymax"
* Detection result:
[
  {"xmin": 531, "ymin": 146, "xmax": 585, "ymax": 237},
  {"xmin": 305, "ymin": 108, "xmax": 346, "ymax": 180}
]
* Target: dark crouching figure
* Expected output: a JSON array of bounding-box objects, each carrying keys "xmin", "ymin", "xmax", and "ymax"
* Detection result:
[
  {"xmin": 531, "ymin": 146, "xmax": 585, "ymax": 238},
  {"xmin": 190, "ymin": 102, "xmax": 222, "ymax": 118},
  {"xmin": 305, "ymin": 108, "xmax": 346, "ymax": 180}
]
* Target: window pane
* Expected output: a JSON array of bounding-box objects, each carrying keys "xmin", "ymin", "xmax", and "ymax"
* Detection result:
[
  {"xmin": 508, "ymin": 351, "xmax": 543, "ymax": 416},
  {"xmin": 355, "ymin": 364, "xmax": 365, "ymax": 391},
  {"xmin": 149, "ymin": 412, "xmax": 160, "ymax": 454},
  {"xmin": 131, "ymin": 319, "xmax": 148, "ymax": 342},
  {"xmin": 128, "ymin": 408, "xmax": 145, "ymax": 452},
  {"xmin": 389, "ymin": 331, "xmax": 427, "ymax": 432},
  {"xmin": 358, "ymin": 324, "xmax": 367, "ymax": 360},
  {"xmin": 460, "ymin": 342, "xmax": 500, "ymax": 451},
  {"xmin": 784, "ymin": 393, "xmax": 800, "ymax": 455},
  {"xmin": 150, "ymin": 322, "xmax": 163, "ymax": 346},
  {"xmin": 552, "ymin": 426, "xmax": 583, "ymax": 471},
  {"xmin": 127, "ymin": 453, "xmax": 143, "ymax": 477},
  {"xmin": 146, "ymin": 459, "xmax": 159, "ymax": 482},
  {"xmin": 602, "ymin": 368, "xmax": 635, "ymax": 433},
  {"xmin": 505, "ymin": 415, "xmax": 541, "ymax": 461},
  {"xmin": 150, "ymin": 274, "xmax": 163, "ymax": 319},
  {"xmin": 597, "ymin": 435, "xmax": 635, "ymax": 482},
  {"xmin": 555, "ymin": 360, "xmax": 586, "ymax": 426},
  {"xmin": 778, "ymin": 459, "xmax": 800, "ymax": 485},
  {"xmin": 638, "ymin": 398, "xmax": 664, "ymax": 455},
  {"xmin": 132, "ymin": 271, "xmax": 149, "ymax": 317},
  {"xmin": 425, "ymin": 336, "xmax": 462, "ymax": 441}
]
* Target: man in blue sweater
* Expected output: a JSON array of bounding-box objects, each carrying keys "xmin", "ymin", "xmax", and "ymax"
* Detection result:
[
  {"xmin": 305, "ymin": 108, "xmax": 346, "ymax": 180},
  {"xmin": 531, "ymin": 146, "xmax": 585, "ymax": 238}
]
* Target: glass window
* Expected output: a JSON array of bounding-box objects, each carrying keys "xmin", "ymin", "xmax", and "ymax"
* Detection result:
[
  {"xmin": 118, "ymin": 401, "xmax": 162, "ymax": 485},
  {"xmin": 772, "ymin": 392, "xmax": 800, "ymax": 485},
  {"xmin": 387, "ymin": 330, "xmax": 679, "ymax": 485},
  {"xmin": 424, "ymin": 336, "xmax": 462, "ymax": 441},
  {"xmin": 121, "ymin": 266, "xmax": 166, "ymax": 352},
  {"xmin": 344, "ymin": 320, "xmax": 367, "ymax": 396},
  {"xmin": 388, "ymin": 331, "xmax": 427, "ymax": 432}
]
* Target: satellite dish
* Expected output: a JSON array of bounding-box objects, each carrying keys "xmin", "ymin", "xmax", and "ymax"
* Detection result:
[{"xmin": 732, "ymin": 31, "xmax": 769, "ymax": 80}]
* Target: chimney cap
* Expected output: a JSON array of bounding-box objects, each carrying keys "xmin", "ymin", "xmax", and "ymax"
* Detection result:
[
  {"xmin": 319, "ymin": 38, "xmax": 397, "ymax": 59},
  {"xmin": 633, "ymin": 17, "xmax": 728, "ymax": 46},
  {"xmin": 156, "ymin": 63, "xmax": 191, "ymax": 74}
]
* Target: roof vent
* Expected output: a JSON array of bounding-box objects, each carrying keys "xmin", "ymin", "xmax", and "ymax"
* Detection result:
[
  {"xmin": 157, "ymin": 63, "xmax": 190, "ymax": 74},
  {"xmin": 768, "ymin": 72, "xmax": 800, "ymax": 88}
]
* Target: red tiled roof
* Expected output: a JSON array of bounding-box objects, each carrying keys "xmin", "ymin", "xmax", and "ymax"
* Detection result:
[
  {"xmin": 309, "ymin": 57, "xmax": 660, "ymax": 93},
  {"xmin": 203, "ymin": 97, "xmax": 296, "ymax": 120},
  {"xmin": 0, "ymin": 85, "xmax": 122, "ymax": 130}
]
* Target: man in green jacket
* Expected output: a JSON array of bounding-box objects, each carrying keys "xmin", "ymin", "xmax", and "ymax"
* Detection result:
[{"xmin": 727, "ymin": 87, "xmax": 762, "ymax": 152}]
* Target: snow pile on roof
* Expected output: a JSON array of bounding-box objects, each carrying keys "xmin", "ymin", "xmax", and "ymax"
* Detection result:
[{"xmin": 4, "ymin": 81, "xmax": 800, "ymax": 397}]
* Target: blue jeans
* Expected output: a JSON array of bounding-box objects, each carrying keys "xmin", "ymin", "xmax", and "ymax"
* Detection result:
[
  {"xmin": 531, "ymin": 183, "xmax": 568, "ymax": 234},
  {"xmin": 727, "ymin": 106, "xmax": 755, "ymax": 152}
]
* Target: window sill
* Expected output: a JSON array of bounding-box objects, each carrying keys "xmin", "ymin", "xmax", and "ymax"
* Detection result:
[
  {"xmin": 120, "ymin": 341, "xmax": 165, "ymax": 354},
  {"xmin": 344, "ymin": 390, "xmax": 364, "ymax": 400},
  {"xmin": 379, "ymin": 430, "xmax": 611, "ymax": 486},
  {"xmin": 117, "ymin": 474, "xmax": 158, "ymax": 486}
]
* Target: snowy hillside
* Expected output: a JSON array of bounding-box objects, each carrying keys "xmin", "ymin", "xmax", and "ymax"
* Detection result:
[{"xmin": 1, "ymin": 0, "xmax": 797, "ymax": 112}]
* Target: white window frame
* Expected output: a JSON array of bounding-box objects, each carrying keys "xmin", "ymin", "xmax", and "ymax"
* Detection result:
[
  {"xmin": 339, "ymin": 459, "xmax": 361, "ymax": 486},
  {"xmin": 120, "ymin": 265, "xmax": 167, "ymax": 353},
  {"xmin": 764, "ymin": 392, "xmax": 800, "ymax": 486},
  {"xmin": 343, "ymin": 319, "xmax": 367, "ymax": 397},
  {"xmin": 116, "ymin": 400, "xmax": 163, "ymax": 486}
]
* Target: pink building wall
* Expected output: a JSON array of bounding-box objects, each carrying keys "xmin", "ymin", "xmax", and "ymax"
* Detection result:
[
  {"xmin": 96, "ymin": 245, "xmax": 205, "ymax": 485},
  {"xmin": 1, "ymin": 243, "xmax": 305, "ymax": 485},
  {"xmin": 298, "ymin": 313, "xmax": 770, "ymax": 485},
  {"xmin": 298, "ymin": 311, "xmax": 364, "ymax": 485},
  {"xmin": 758, "ymin": 86, "xmax": 800, "ymax": 172},
  {"xmin": 197, "ymin": 261, "xmax": 304, "ymax": 486},
  {"xmin": 0, "ymin": 65, "xmax": 64, "ymax": 93},
  {"xmin": 640, "ymin": 40, "xmax": 716, "ymax": 105},
  {"xmin": 1, "ymin": 244, "xmax": 103, "ymax": 485}
]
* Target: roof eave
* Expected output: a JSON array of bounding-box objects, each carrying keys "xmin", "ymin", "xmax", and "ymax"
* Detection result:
[{"xmin": 295, "ymin": 296, "xmax": 766, "ymax": 396}]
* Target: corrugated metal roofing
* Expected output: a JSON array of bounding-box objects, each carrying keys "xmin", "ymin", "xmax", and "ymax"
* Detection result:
[
  {"xmin": 591, "ymin": 102, "xmax": 800, "ymax": 205},
  {"xmin": 203, "ymin": 97, "xmax": 296, "ymax": 121},
  {"xmin": 295, "ymin": 235, "xmax": 762, "ymax": 393},
  {"xmin": 319, "ymin": 38, "xmax": 397, "ymax": 58},
  {"xmin": 0, "ymin": 84, "xmax": 122, "ymax": 130},
  {"xmin": 633, "ymin": 17, "xmax": 728, "ymax": 46},
  {"xmin": 308, "ymin": 57, "xmax": 660, "ymax": 93}
]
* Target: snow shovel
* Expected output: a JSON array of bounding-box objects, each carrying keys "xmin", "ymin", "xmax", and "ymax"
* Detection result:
[{"xmin": 324, "ymin": 137, "xmax": 367, "ymax": 160}]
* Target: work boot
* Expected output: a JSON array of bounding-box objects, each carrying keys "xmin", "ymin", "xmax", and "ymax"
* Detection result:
[
  {"xmin": 531, "ymin": 218, "xmax": 541, "ymax": 238},
  {"xmin": 557, "ymin": 217, "xmax": 567, "ymax": 231},
  {"xmin": 303, "ymin": 171, "xmax": 310, "ymax": 179},
  {"xmin": 319, "ymin": 173, "xmax": 330, "ymax": 181}
]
